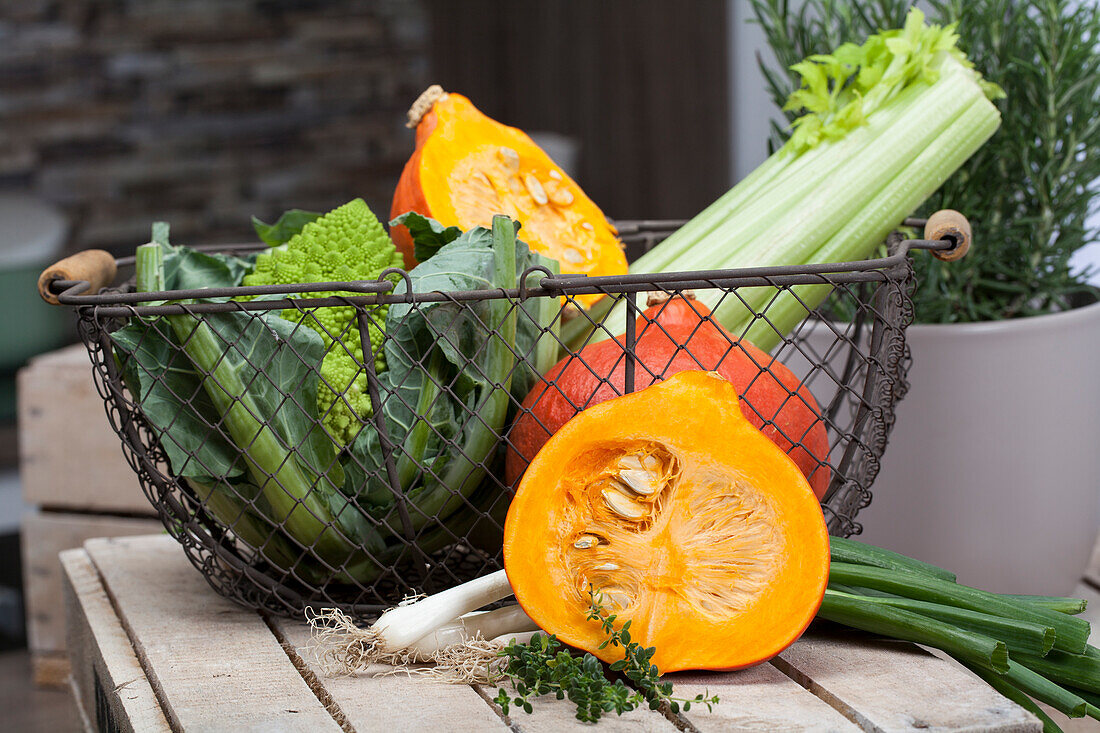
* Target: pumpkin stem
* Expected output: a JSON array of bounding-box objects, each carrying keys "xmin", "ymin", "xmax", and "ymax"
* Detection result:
[
  {"xmin": 645, "ymin": 290, "xmax": 696, "ymax": 308},
  {"xmin": 406, "ymin": 84, "xmax": 448, "ymax": 128}
]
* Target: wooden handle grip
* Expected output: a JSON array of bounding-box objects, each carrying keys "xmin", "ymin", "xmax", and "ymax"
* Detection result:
[
  {"xmin": 924, "ymin": 209, "xmax": 972, "ymax": 262},
  {"xmin": 37, "ymin": 249, "xmax": 117, "ymax": 305}
]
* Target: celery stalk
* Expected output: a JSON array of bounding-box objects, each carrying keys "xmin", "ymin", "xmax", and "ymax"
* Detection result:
[
  {"xmin": 585, "ymin": 9, "xmax": 1001, "ymax": 354},
  {"xmin": 732, "ymin": 93, "xmax": 1003, "ymax": 350}
]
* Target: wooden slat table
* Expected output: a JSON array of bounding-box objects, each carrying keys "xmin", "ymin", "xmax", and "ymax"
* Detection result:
[{"xmin": 62, "ymin": 535, "xmax": 1041, "ymax": 732}]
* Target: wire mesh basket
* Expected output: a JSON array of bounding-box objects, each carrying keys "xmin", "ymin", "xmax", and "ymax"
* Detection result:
[{"xmin": 41, "ymin": 215, "xmax": 967, "ymax": 619}]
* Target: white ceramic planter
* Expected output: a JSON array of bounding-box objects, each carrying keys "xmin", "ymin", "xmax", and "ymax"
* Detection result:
[{"xmin": 855, "ymin": 299, "xmax": 1100, "ymax": 595}]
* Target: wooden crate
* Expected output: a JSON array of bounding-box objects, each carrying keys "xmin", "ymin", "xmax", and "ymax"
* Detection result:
[
  {"xmin": 17, "ymin": 343, "xmax": 151, "ymax": 515},
  {"xmin": 22, "ymin": 512, "xmax": 163, "ymax": 687},
  {"xmin": 17, "ymin": 343, "xmax": 161, "ymax": 686},
  {"xmin": 62, "ymin": 534, "xmax": 1040, "ymax": 732}
]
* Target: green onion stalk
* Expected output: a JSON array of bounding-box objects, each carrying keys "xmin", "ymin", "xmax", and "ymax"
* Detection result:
[{"xmin": 824, "ymin": 538, "xmax": 1100, "ymax": 728}]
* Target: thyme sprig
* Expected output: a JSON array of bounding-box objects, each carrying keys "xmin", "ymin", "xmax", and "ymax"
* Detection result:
[{"xmin": 493, "ymin": 591, "xmax": 718, "ymax": 723}]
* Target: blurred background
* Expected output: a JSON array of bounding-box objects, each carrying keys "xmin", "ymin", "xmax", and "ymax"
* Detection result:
[
  {"xmin": 0, "ymin": 0, "xmax": 743, "ymax": 692},
  {"xmin": 0, "ymin": 1, "xmax": 1097, "ymax": 727}
]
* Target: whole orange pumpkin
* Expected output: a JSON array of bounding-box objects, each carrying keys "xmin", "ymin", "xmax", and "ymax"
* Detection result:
[{"xmin": 506, "ymin": 294, "xmax": 832, "ymax": 498}]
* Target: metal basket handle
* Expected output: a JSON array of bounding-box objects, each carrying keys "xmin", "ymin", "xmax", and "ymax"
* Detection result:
[{"xmin": 37, "ymin": 249, "xmax": 117, "ymax": 305}]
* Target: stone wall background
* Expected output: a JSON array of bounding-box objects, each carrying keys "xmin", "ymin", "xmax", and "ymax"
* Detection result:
[{"xmin": 0, "ymin": 0, "xmax": 429, "ymax": 256}]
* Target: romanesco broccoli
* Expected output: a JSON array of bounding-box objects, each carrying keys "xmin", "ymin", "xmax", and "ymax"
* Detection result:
[{"xmin": 242, "ymin": 198, "xmax": 404, "ymax": 446}]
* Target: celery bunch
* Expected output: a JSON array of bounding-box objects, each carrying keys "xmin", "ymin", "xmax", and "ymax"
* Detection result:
[{"xmin": 592, "ymin": 8, "xmax": 1002, "ymax": 352}]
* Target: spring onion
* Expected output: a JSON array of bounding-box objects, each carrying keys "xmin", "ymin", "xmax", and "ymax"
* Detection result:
[
  {"xmin": 999, "ymin": 595, "xmax": 1089, "ymax": 616},
  {"xmin": 829, "ymin": 535, "xmax": 956, "ymax": 581},
  {"xmin": 831, "ymin": 592, "xmax": 1055, "ymax": 657},
  {"xmin": 829, "ymin": 562, "xmax": 1090, "ymax": 654},
  {"xmin": 818, "ymin": 589, "xmax": 1010, "ymax": 673}
]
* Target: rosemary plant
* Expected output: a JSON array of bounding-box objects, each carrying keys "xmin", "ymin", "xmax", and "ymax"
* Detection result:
[{"xmin": 750, "ymin": 0, "xmax": 1100, "ymax": 322}]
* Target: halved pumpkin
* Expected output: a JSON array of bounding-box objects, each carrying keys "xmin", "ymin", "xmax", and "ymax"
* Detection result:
[
  {"xmin": 503, "ymin": 370, "xmax": 830, "ymax": 673},
  {"xmin": 390, "ymin": 86, "xmax": 627, "ymax": 307}
]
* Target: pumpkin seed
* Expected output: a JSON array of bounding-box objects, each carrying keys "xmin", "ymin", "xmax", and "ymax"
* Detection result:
[
  {"xmin": 618, "ymin": 468, "xmax": 660, "ymax": 496},
  {"xmin": 602, "ymin": 487, "xmax": 646, "ymax": 520},
  {"xmin": 524, "ymin": 173, "xmax": 549, "ymax": 205},
  {"xmin": 573, "ymin": 534, "xmax": 600, "ymax": 549},
  {"xmin": 497, "ymin": 146, "xmax": 520, "ymax": 172},
  {"xmin": 562, "ymin": 247, "xmax": 585, "ymax": 264},
  {"xmin": 549, "ymin": 187, "xmax": 574, "ymax": 206}
]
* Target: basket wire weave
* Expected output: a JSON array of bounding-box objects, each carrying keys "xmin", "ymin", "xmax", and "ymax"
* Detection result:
[{"xmin": 57, "ymin": 220, "xmax": 922, "ymax": 618}]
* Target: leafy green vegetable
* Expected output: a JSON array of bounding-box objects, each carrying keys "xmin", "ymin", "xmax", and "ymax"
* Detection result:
[
  {"xmin": 390, "ymin": 211, "xmax": 466, "ymax": 262},
  {"xmin": 122, "ymin": 235, "xmax": 383, "ymax": 582},
  {"xmin": 251, "ymin": 209, "xmax": 322, "ymax": 247},
  {"xmin": 116, "ymin": 214, "xmax": 555, "ymax": 583},
  {"xmin": 243, "ymin": 199, "xmax": 405, "ymax": 446},
  {"xmin": 343, "ymin": 218, "xmax": 551, "ymax": 542}
]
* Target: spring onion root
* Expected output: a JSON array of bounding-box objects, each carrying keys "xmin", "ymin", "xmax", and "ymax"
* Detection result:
[{"xmin": 305, "ymin": 568, "xmax": 539, "ymax": 681}]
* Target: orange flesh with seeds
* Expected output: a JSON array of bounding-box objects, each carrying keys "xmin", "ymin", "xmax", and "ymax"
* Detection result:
[
  {"xmin": 391, "ymin": 93, "xmax": 626, "ymax": 307},
  {"xmin": 504, "ymin": 371, "xmax": 830, "ymax": 672}
]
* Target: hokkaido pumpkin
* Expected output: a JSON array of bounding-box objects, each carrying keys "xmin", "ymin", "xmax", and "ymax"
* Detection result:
[
  {"xmin": 506, "ymin": 294, "xmax": 832, "ymax": 498},
  {"xmin": 503, "ymin": 370, "xmax": 830, "ymax": 672},
  {"xmin": 390, "ymin": 86, "xmax": 627, "ymax": 306}
]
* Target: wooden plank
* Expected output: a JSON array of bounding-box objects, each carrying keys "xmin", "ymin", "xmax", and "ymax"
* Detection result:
[
  {"xmin": 279, "ymin": 618, "xmax": 681, "ymax": 731},
  {"xmin": 23, "ymin": 511, "xmax": 165, "ymax": 661},
  {"xmin": 278, "ymin": 619, "xmax": 679, "ymax": 732},
  {"xmin": 17, "ymin": 343, "xmax": 153, "ymax": 514},
  {"xmin": 82, "ymin": 535, "xmax": 342, "ymax": 732},
  {"xmin": 774, "ymin": 628, "xmax": 1042, "ymax": 732},
  {"xmin": 274, "ymin": 619, "xmax": 510, "ymax": 733},
  {"xmin": 669, "ymin": 662, "xmax": 858, "ymax": 731},
  {"xmin": 61, "ymin": 547, "xmax": 171, "ymax": 733},
  {"xmin": 30, "ymin": 650, "xmax": 72, "ymax": 689}
]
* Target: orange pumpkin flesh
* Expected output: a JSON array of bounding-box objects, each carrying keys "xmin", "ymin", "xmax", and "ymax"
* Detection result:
[
  {"xmin": 503, "ymin": 371, "xmax": 830, "ymax": 673},
  {"xmin": 391, "ymin": 87, "xmax": 627, "ymax": 307}
]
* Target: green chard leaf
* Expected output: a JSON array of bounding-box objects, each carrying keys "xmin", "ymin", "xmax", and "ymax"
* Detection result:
[
  {"xmin": 251, "ymin": 209, "xmax": 323, "ymax": 247},
  {"xmin": 389, "ymin": 211, "xmax": 466, "ymax": 262}
]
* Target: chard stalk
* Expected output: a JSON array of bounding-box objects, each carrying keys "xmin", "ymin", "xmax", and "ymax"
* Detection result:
[
  {"xmin": 134, "ymin": 241, "xmax": 362, "ymax": 571},
  {"xmin": 401, "ymin": 215, "xmax": 518, "ymax": 527}
]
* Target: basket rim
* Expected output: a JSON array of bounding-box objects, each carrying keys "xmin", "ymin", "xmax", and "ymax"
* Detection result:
[{"xmin": 51, "ymin": 217, "xmax": 945, "ymax": 315}]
